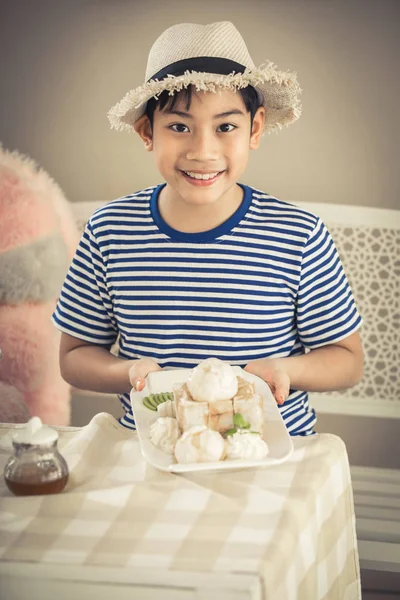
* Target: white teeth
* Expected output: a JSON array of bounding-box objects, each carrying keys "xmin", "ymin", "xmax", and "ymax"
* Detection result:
[{"xmin": 184, "ymin": 171, "xmax": 220, "ymax": 180}]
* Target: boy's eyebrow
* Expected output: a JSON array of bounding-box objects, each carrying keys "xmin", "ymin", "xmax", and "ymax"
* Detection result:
[{"xmin": 163, "ymin": 109, "xmax": 246, "ymax": 119}]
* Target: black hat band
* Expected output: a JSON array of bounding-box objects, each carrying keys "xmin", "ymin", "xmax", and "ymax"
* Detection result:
[{"xmin": 149, "ymin": 57, "xmax": 246, "ymax": 82}]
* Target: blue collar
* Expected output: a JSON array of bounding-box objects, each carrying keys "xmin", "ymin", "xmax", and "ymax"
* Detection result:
[{"xmin": 150, "ymin": 183, "xmax": 252, "ymax": 243}]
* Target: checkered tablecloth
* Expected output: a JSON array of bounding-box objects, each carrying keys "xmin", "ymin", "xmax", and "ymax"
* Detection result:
[{"xmin": 0, "ymin": 412, "xmax": 361, "ymax": 599}]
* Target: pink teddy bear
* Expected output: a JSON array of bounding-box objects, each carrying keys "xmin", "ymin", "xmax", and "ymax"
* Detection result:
[{"xmin": 0, "ymin": 146, "xmax": 79, "ymax": 425}]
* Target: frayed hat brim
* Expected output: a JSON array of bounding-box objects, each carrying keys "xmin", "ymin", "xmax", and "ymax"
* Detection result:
[{"xmin": 107, "ymin": 63, "xmax": 302, "ymax": 134}]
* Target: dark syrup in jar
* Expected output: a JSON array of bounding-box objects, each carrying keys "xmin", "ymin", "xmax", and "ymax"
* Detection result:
[{"xmin": 5, "ymin": 473, "xmax": 69, "ymax": 496}]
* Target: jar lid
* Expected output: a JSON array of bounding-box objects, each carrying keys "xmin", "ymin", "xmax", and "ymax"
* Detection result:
[{"xmin": 13, "ymin": 417, "xmax": 59, "ymax": 446}]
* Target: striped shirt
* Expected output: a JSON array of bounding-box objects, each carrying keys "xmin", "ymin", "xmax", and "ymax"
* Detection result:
[{"xmin": 52, "ymin": 184, "xmax": 362, "ymax": 434}]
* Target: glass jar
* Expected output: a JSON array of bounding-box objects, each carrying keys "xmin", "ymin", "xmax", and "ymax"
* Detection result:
[{"xmin": 3, "ymin": 417, "xmax": 69, "ymax": 496}]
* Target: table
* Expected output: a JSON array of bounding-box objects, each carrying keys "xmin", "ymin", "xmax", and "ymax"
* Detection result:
[{"xmin": 0, "ymin": 413, "xmax": 361, "ymax": 599}]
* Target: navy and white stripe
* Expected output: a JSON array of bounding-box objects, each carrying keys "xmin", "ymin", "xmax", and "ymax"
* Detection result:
[{"xmin": 52, "ymin": 184, "xmax": 362, "ymax": 434}]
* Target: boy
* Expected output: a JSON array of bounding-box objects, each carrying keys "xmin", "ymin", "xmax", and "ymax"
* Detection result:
[{"xmin": 53, "ymin": 21, "xmax": 363, "ymax": 433}]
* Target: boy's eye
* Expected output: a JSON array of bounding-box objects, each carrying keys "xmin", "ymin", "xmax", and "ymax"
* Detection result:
[
  {"xmin": 169, "ymin": 123, "xmax": 189, "ymax": 133},
  {"xmin": 217, "ymin": 123, "xmax": 237, "ymax": 133}
]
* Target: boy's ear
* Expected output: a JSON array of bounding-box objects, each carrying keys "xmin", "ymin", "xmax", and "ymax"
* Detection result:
[
  {"xmin": 133, "ymin": 114, "xmax": 153, "ymax": 151},
  {"xmin": 249, "ymin": 106, "xmax": 266, "ymax": 150}
]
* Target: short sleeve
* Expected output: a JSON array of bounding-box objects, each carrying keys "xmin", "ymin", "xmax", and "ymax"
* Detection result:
[
  {"xmin": 52, "ymin": 220, "xmax": 118, "ymax": 346},
  {"xmin": 296, "ymin": 217, "xmax": 362, "ymax": 348}
]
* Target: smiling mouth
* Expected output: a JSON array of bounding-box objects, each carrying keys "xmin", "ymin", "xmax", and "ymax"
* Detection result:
[{"xmin": 181, "ymin": 170, "xmax": 224, "ymax": 181}]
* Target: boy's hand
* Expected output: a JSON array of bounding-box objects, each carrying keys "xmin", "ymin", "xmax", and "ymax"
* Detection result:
[
  {"xmin": 128, "ymin": 358, "xmax": 162, "ymax": 392},
  {"xmin": 244, "ymin": 359, "xmax": 290, "ymax": 405}
]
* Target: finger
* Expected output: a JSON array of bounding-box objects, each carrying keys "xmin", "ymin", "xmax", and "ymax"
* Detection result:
[
  {"xmin": 273, "ymin": 373, "xmax": 290, "ymax": 405},
  {"xmin": 129, "ymin": 359, "xmax": 162, "ymax": 389},
  {"xmin": 133, "ymin": 376, "xmax": 146, "ymax": 392}
]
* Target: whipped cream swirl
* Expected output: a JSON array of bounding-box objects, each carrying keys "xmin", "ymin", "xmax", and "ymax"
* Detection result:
[
  {"xmin": 150, "ymin": 417, "xmax": 180, "ymax": 454},
  {"xmin": 226, "ymin": 431, "xmax": 269, "ymax": 460}
]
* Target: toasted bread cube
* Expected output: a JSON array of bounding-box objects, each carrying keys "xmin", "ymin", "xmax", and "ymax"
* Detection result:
[
  {"xmin": 233, "ymin": 377, "xmax": 264, "ymax": 436},
  {"xmin": 208, "ymin": 399, "xmax": 234, "ymax": 433},
  {"xmin": 174, "ymin": 383, "xmax": 209, "ymax": 432}
]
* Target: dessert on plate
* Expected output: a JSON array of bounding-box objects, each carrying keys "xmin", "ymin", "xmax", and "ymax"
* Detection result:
[
  {"xmin": 145, "ymin": 358, "xmax": 268, "ymax": 464},
  {"xmin": 174, "ymin": 358, "xmax": 264, "ymax": 436}
]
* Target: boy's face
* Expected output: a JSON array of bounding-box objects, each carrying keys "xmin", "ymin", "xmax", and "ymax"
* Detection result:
[{"xmin": 135, "ymin": 89, "xmax": 265, "ymax": 209}]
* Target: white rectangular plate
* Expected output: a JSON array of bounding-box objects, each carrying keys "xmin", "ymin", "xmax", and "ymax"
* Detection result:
[{"xmin": 130, "ymin": 367, "xmax": 293, "ymax": 473}]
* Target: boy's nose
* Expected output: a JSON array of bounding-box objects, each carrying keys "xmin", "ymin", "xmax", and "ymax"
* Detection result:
[{"xmin": 185, "ymin": 131, "xmax": 219, "ymax": 162}]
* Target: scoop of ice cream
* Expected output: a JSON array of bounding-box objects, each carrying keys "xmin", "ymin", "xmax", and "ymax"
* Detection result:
[
  {"xmin": 150, "ymin": 417, "xmax": 180, "ymax": 454},
  {"xmin": 226, "ymin": 431, "xmax": 269, "ymax": 460},
  {"xmin": 157, "ymin": 399, "xmax": 176, "ymax": 418},
  {"xmin": 187, "ymin": 358, "xmax": 238, "ymax": 403},
  {"xmin": 174, "ymin": 425, "xmax": 226, "ymax": 464}
]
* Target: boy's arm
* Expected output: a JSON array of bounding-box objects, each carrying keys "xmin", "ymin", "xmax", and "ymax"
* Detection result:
[
  {"xmin": 59, "ymin": 332, "xmax": 161, "ymax": 394},
  {"xmin": 245, "ymin": 331, "xmax": 363, "ymax": 405}
]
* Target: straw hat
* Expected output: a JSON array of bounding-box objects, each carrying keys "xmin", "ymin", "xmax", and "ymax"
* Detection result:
[{"xmin": 108, "ymin": 21, "xmax": 302, "ymax": 134}]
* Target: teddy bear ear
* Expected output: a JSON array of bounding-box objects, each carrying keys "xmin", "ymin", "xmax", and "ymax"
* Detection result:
[{"xmin": 0, "ymin": 146, "xmax": 79, "ymax": 258}]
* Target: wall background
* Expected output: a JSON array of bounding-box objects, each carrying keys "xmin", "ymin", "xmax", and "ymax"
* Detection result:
[{"xmin": 1, "ymin": 0, "xmax": 399, "ymax": 209}]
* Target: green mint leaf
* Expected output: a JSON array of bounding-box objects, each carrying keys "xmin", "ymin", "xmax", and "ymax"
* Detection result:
[
  {"xmin": 224, "ymin": 428, "xmax": 238, "ymax": 437},
  {"xmin": 233, "ymin": 413, "xmax": 250, "ymax": 429}
]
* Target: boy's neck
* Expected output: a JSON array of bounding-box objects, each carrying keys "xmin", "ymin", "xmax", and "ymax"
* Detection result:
[{"xmin": 158, "ymin": 183, "xmax": 244, "ymax": 234}]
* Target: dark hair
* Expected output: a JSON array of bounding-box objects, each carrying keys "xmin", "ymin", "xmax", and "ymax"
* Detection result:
[{"xmin": 145, "ymin": 84, "xmax": 261, "ymax": 128}]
